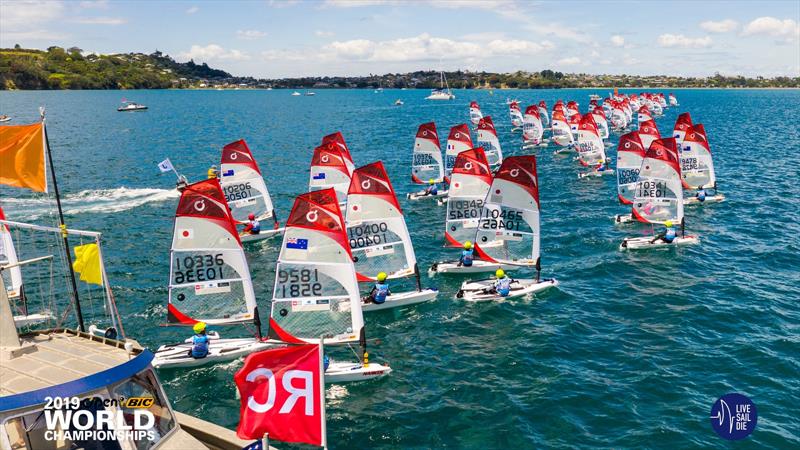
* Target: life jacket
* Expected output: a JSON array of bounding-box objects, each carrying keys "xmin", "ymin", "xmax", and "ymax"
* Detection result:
[
  {"xmin": 495, "ymin": 277, "xmax": 512, "ymax": 296},
  {"xmin": 664, "ymin": 227, "xmax": 676, "ymax": 243},
  {"xmin": 461, "ymin": 249, "xmax": 474, "ymax": 266},
  {"xmin": 207, "ymin": 168, "xmax": 217, "ymax": 179},
  {"xmin": 697, "ymin": 190, "xmax": 706, "ymax": 201},
  {"xmin": 373, "ymin": 283, "xmax": 389, "ymax": 304},
  {"xmin": 191, "ymin": 334, "xmax": 209, "ymax": 358},
  {"xmin": 249, "ymin": 220, "xmax": 261, "ymax": 233},
  {"xmin": 426, "ymin": 185, "xmax": 438, "ymax": 195}
]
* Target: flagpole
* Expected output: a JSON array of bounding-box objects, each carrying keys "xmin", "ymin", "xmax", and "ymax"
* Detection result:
[
  {"xmin": 42, "ymin": 113, "xmax": 85, "ymax": 332},
  {"xmin": 319, "ymin": 337, "xmax": 327, "ymax": 450}
]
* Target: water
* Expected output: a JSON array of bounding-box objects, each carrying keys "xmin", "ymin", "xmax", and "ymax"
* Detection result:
[{"xmin": 1, "ymin": 88, "xmax": 799, "ymax": 448}]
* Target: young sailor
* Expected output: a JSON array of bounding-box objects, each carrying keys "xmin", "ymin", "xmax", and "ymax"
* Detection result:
[
  {"xmin": 367, "ymin": 272, "xmax": 390, "ymax": 304},
  {"xmin": 207, "ymin": 165, "xmax": 219, "ymax": 179},
  {"xmin": 458, "ymin": 241, "xmax": 474, "ymax": 267},
  {"xmin": 650, "ymin": 220, "xmax": 677, "ymax": 244},
  {"xmin": 425, "ymin": 179, "xmax": 439, "ymax": 196},
  {"xmin": 596, "ymin": 157, "xmax": 611, "ymax": 172},
  {"xmin": 189, "ymin": 322, "xmax": 209, "ymax": 359},
  {"xmin": 492, "ymin": 269, "xmax": 513, "ymax": 297},
  {"xmin": 696, "ymin": 186, "xmax": 707, "ymax": 202},
  {"xmin": 242, "ymin": 213, "xmax": 260, "ymax": 235}
]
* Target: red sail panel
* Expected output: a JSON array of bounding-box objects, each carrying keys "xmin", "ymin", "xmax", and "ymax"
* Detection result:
[
  {"xmin": 175, "ymin": 178, "xmax": 240, "ymax": 243},
  {"xmin": 221, "ymin": 139, "xmax": 261, "ymax": 174},
  {"xmin": 285, "ymin": 188, "xmax": 351, "ymax": 258},
  {"xmin": 493, "ymin": 155, "xmax": 540, "ymax": 209},
  {"xmin": 348, "ymin": 161, "xmax": 401, "ymax": 213}
]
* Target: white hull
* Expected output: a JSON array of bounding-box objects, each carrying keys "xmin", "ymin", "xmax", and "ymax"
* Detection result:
[
  {"xmin": 620, "ymin": 235, "xmax": 699, "ymax": 250},
  {"xmin": 457, "ymin": 278, "xmax": 559, "ymax": 302},
  {"xmin": 326, "ymin": 361, "xmax": 392, "ymax": 383},
  {"xmin": 362, "ymin": 288, "xmax": 438, "ymax": 312},
  {"xmin": 430, "ymin": 259, "xmax": 520, "ymax": 274},
  {"xmin": 613, "ymin": 213, "xmax": 635, "ymax": 224},
  {"xmin": 578, "ymin": 169, "xmax": 615, "ymax": 179},
  {"xmin": 407, "ymin": 190, "xmax": 448, "ymax": 201},
  {"xmin": 153, "ymin": 337, "xmax": 277, "ymax": 369},
  {"xmin": 13, "ymin": 313, "xmax": 54, "ymax": 327},
  {"xmin": 426, "ymin": 93, "xmax": 455, "ymax": 100},
  {"xmin": 239, "ymin": 226, "xmax": 285, "ymax": 242},
  {"xmin": 684, "ymin": 194, "xmax": 725, "ymax": 205}
]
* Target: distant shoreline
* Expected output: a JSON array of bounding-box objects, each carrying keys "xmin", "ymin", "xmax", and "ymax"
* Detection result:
[{"xmin": 3, "ymin": 86, "xmax": 799, "ymax": 92}]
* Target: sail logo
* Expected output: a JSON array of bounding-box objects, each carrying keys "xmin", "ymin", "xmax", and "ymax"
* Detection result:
[
  {"xmin": 194, "ymin": 199, "xmax": 206, "ymax": 212},
  {"xmin": 361, "ymin": 179, "xmax": 371, "ymax": 190},
  {"xmin": 306, "ymin": 210, "xmax": 319, "ymax": 223},
  {"xmin": 710, "ymin": 393, "xmax": 757, "ymax": 440},
  {"xmin": 509, "ymin": 169, "xmax": 520, "ymax": 178}
]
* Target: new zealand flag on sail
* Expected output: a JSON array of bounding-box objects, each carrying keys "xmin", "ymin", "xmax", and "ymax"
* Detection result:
[
  {"xmin": 312, "ymin": 173, "xmax": 326, "ymax": 180},
  {"xmin": 222, "ymin": 169, "xmax": 235, "ymax": 177},
  {"xmin": 286, "ymin": 238, "xmax": 309, "ymax": 250}
]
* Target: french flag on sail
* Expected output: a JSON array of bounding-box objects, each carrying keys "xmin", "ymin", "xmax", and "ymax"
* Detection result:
[
  {"xmin": 312, "ymin": 173, "xmax": 326, "ymax": 180},
  {"xmin": 286, "ymin": 238, "xmax": 309, "ymax": 250}
]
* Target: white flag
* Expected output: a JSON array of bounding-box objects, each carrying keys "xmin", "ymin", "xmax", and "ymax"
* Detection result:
[{"xmin": 158, "ymin": 158, "xmax": 174, "ymax": 173}]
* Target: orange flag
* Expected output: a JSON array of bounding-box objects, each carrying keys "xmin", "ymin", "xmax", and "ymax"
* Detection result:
[{"xmin": 0, "ymin": 123, "xmax": 48, "ymax": 192}]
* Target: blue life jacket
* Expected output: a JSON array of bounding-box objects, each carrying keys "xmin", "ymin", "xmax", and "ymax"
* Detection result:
[
  {"xmin": 495, "ymin": 277, "xmax": 512, "ymax": 296},
  {"xmin": 460, "ymin": 249, "xmax": 474, "ymax": 266},
  {"xmin": 697, "ymin": 190, "xmax": 706, "ymax": 202},
  {"xmin": 426, "ymin": 185, "xmax": 438, "ymax": 195},
  {"xmin": 191, "ymin": 334, "xmax": 209, "ymax": 358},
  {"xmin": 373, "ymin": 283, "xmax": 389, "ymax": 304},
  {"xmin": 664, "ymin": 227, "xmax": 676, "ymax": 243},
  {"xmin": 323, "ymin": 354, "xmax": 330, "ymax": 371},
  {"xmin": 249, "ymin": 220, "xmax": 261, "ymax": 233},
  {"xmin": 597, "ymin": 163, "xmax": 606, "ymax": 171}
]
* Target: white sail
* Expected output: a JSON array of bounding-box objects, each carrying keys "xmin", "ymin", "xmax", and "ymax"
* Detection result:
[
  {"xmin": 537, "ymin": 101, "xmax": 550, "ymax": 127},
  {"xmin": 219, "ymin": 139, "xmax": 276, "ymax": 224},
  {"xmin": 411, "ymin": 122, "xmax": 444, "ymax": 184},
  {"xmin": 673, "ymin": 112, "xmax": 693, "ymax": 145},
  {"xmin": 591, "ymin": 107, "xmax": 610, "ymax": 140},
  {"xmin": 167, "ymin": 179, "xmax": 258, "ymax": 326},
  {"xmin": 269, "ymin": 189, "xmax": 363, "ymax": 345},
  {"xmin": 346, "ymin": 162, "xmax": 416, "ymax": 281},
  {"xmin": 509, "ymin": 101, "xmax": 524, "ymax": 128},
  {"xmin": 576, "ymin": 114, "xmax": 606, "ymax": 166},
  {"xmin": 444, "ymin": 148, "xmax": 493, "ymax": 247},
  {"xmin": 469, "ymin": 101, "xmax": 483, "ymax": 126},
  {"xmin": 616, "ymin": 131, "xmax": 646, "ymax": 204},
  {"xmin": 550, "ymin": 111, "xmax": 574, "ymax": 147},
  {"xmin": 0, "ymin": 206, "xmax": 23, "ymax": 299},
  {"xmin": 522, "ymin": 105, "xmax": 544, "ymax": 145},
  {"xmin": 474, "ymin": 156, "xmax": 540, "ymax": 266},
  {"xmin": 631, "ymin": 138, "xmax": 684, "ymax": 225},
  {"xmin": 445, "ymin": 124, "xmax": 473, "ymax": 180},
  {"xmin": 309, "ymin": 142, "xmax": 352, "ymax": 204},
  {"xmin": 638, "ymin": 119, "xmax": 661, "ymax": 150},
  {"xmin": 680, "ymin": 124, "xmax": 716, "ymax": 189},
  {"xmin": 476, "ymin": 116, "xmax": 503, "ymax": 167}
]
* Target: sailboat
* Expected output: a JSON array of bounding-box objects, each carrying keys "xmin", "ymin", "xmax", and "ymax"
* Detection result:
[
  {"xmin": 620, "ymin": 138, "xmax": 699, "ymax": 250},
  {"xmin": 309, "ymin": 141, "xmax": 353, "ymax": 207},
  {"xmin": 550, "ymin": 110, "xmax": 575, "ymax": 151},
  {"xmin": 615, "ymin": 131, "xmax": 647, "ymax": 206},
  {"xmin": 431, "ymin": 148, "xmax": 516, "ymax": 274},
  {"xmin": 346, "ymin": 162, "xmax": 438, "ymax": 311},
  {"xmin": 219, "ymin": 139, "xmax": 283, "ymax": 242},
  {"xmin": 321, "ymin": 131, "xmax": 356, "ymax": 174},
  {"xmin": 445, "ymin": 123, "xmax": 473, "ymax": 181},
  {"xmin": 538, "ymin": 100, "xmax": 550, "ymax": 127},
  {"xmin": 673, "ymin": 112, "xmax": 693, "ymax": 145},
  {"xmin": 457, "ymin": 156, "xmax": 559, "ymax": 301},
  {"xmin": 267, "ymin": 188, "xmax": 392, "ymax": 382},
  {"xmin": 476, "ymin": 116, "xmax": 503, "ymax": 169},
  {"xmin": 509, "ymin": 101, "xmax": 524, "ymax": 131},
  {"xmin": 576, "ymin": 113, "xmax": 613, "ymax": 178},
  {"xmin": 681, "ymin": 124, "xmax": 724, "ymax": 204},
  {"xmin": 522, "ymin": 105, "xmax": 545, "ymax": 148},
  {"xmin": 637, "ymin": 105, "xmax": 654, "ymax": 126},
  {"xmin": 638, "ymin": 119, "xmax": 661, "ymax": 150},
  {"xmin": 153, "ymin": 179, "xmax": 274, "ymax": 369},
  {"xmin": 669, "ymin": 93, "xmax": 679, "ymax": 106},
  {"xmin": 591, "ymin": 106, "xmax": 610, "ymax": 142},
  {"xmin": 410, "ymin": 122, "xmax": 445, "ymax": 184},
  {"xmin": 469, "ymin": 101, "xmax": 483, "ymax": 126},
  {"xmin": 426, "ymin": 70, "xmax": 455, "ymax": 100}
]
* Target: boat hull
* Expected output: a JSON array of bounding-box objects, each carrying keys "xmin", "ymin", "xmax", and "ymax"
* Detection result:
[
  {"xmin": 239, "ymin": 226, "xmax": 285, "ymax": 242},
  {"xmin": 362, "ymin": 288, "xmax": 438, "ymax": 312},
  {"xmin": 619, "ymin": 235, "xmax": 699, "ymax": 250},
  {"xmin": 407, "ymin": 190, "xmax": 448, "ymax": 201},
  {"xmin": 457, "ymin": 278, "xmax": 559, "ymax": 302},
  {"xmin": 153, "ymin": 337, "xmax": 276, "ymax": 369},
  {"xmin": 326, "ymin": 362, "xmax": 392, "ymax": 383},
  {"xmin": 684, "ymin": 194, "xmax": 725, "ymax": 205},
  {"xmin": 430, "ymin": 260, "xmax": 520, "ymax": 274}
]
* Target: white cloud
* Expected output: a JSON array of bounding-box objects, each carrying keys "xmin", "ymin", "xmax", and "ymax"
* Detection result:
[
  {"xmin": 486, "ymin": 39, "xmax": 552, "ymax": 55},
  {"xmin": 236, "ymin": 29, "xmax": 267, "ymax": 39},
  {"xmin": 324, "ymin": 33, "xmax": 480, "ymax": 62},
  {"xmin": 315, "ymin": 30, "xmax": 335, "ymax": 37},
  {"xmin": 590, "ymin": 50, "xmax": 600, "ymax": 58},
  {"xmin": 186, "ymin": 6, "xmax": 199, "ymax": 14},
  {"xmin": 179, "ymin": 44, "xmax": 250, "ymax": 62},
  {"xmin": 700, "ymin": 19, "xmax": 738, "ymax": 33},
  {"xmin": 0, "ymin": 0, "xmax": 65, "ymax": 29},
  {"xmin": 74, "ymin": 16, "xmax": 126, "ymax": 25},
  {"xmin": 742, "ymin": 17, "xmax": 800, "ymax": 40},
  {"xmin": 610, "ymin": 35, "xmax": 625, "ymax": 47},
  {"xmin": 262, "ymin": 49, "xmax": 308, "ymax": 61},
  {"xmin": 557, "ymin": 56, "xmax": 581, "ymax": 66},
  {"xmin": 657, "ymin": 34, "xmax": 712, "ymax": 48},
  {"xmin": 79, "ymin": 0, "xmax": 108, "ymax": 8},
  {"xmin": 524, "ymin": 22, "xmax": 591, "ymax": 43}
]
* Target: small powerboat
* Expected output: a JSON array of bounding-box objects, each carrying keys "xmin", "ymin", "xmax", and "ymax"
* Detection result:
[
  {"xmin": 117, "ymin": 101, "xmax": 147, "ymax": 112},
  {"xmin": 0, "ymin": 115, "xmax": 11, "ymax": 122}
]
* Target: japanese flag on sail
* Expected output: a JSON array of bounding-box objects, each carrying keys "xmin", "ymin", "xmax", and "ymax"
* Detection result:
[
  {"xmin": 235, "ymin": 344, "xmax": 326, "ymax": 447},
  {"xmin": 158, "ymin": 158, "xmax": 175, "ymax": 173},
  {"xmin": 177, "ymin": 228, "xmax": 194, "ymax": 239}
]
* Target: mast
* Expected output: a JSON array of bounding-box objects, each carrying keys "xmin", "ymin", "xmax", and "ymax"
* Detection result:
[{"xmin": 42, "ymin": 112, "xmax": 85, "ymax": 332}]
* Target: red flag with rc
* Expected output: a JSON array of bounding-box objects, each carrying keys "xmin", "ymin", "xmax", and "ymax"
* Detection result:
[{"xmin": 235, "ymin": 344, "xmax": 325, "ymax": 446}]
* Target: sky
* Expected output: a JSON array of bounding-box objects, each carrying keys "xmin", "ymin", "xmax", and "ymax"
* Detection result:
[{"xmin": 1, "ymin": 0, "xmax": 799, "ymax": 79}]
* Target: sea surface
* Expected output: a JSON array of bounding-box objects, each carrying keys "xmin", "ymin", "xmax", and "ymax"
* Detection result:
[{"xmin": 1, "ymin": 88, "xmax": 798, "ymax": 449}]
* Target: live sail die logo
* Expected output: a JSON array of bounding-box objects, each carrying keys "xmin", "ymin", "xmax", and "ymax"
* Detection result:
[{"xmin": 709, "ymin": 393, "xmax": 757, "ymax": 440}]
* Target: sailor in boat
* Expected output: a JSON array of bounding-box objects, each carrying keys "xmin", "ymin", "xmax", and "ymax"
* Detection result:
[
  {"xmin": 207, "ymin": 164, "xmax": 219, "ymax": 179},
  {"xmin": 596, "ymin": 157, "xmax": 612, "ymax": 172},
  {"xmin": 650, "ymin": 220, "xmax": 677, "ymax": 244},
  {"xmin": 425, "ymin": 178, "xmax": 439, "ymax": 196},
  {"xmin": 696, "ymin": 186, "xmax": 707, "ymax": 202},
  {"xmin": 491, "ymin": 269, "xmax": 513, "ymax": 297},
  {"xmin": 242, "ymin": 213, "xmax": 261, "ymax": 235},
  {"xmin": 458, "ymin": 241, "xmax": 474, "ymax": 267},
  {"xmin": 366, "ymin": 272, "xmax": 390, "ymax": 304},
  {"xmin": 189, "ymin": 322, "xmax": 210, "ymax": 359}
]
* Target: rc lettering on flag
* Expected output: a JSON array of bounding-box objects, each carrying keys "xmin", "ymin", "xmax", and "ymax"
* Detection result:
[
  {"xmin": 235, "ymin": 344, "xmax": 326, "ymax": 447},
  {"xmin": 178, "ymin": 228, "xmax": 194, "ymax": 239},
  {"xmin": 312, "ymin": 173, "xmax": 326, "ymax": 180},
  {"xmin": 286, "ymin": 238, "xmax": 308, "ymax": 250}
]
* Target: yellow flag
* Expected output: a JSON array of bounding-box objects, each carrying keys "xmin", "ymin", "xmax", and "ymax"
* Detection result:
[
  {"xmin": 72, "ymin": 243, "xmax": 103, "ymax": 286},
  {"xmin": 0, "ymin": 123, "xmax": 48, "ymax": 192}
]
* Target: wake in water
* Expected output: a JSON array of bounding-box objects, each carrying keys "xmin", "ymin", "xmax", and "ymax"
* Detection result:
[{"xmin": 1, "ymin": 187, "xmax": 179, "ymax": 219}]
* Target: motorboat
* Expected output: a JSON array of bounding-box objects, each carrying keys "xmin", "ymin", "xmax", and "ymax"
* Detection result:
[{"xmin": 117, "ymin": 101, "xmax": 147, "ymax": 112}]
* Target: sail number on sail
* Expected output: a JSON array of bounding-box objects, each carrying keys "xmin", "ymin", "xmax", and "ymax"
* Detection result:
[
  {"xmin": 223, "ymin": 182, "xmax": 255, "ymax": 201},
  {"xmin": 479, "ymin": 209, "xmax": 525, "ymax": 231},
  {"xmin": 413, "ymin": 154, "xmax": 436, "ymax": 166},
  {"xmin": 681, "ymin": 157, "xmax": 700, "ymax": 172},
  {"xmin": 173, "ymin": 254, "xmax": 225, "ymax": 284},
  {"xmin": 618, "ymin": 168, "xmax": 640, "ymax": 185},
  {"xmin": 276, "ymin": 268, "xmax": 322, "ymax": 297},
  {"xmin": 636, "ymin": 181, "xmax": 670, "ymax": 198},
  {"xmin": 348, "ymin": 222, "xmax": 389, "ymax": 249},
  {"xmin": 448, "ymin": 199, "xmax": 484, "ymax": 220}
]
